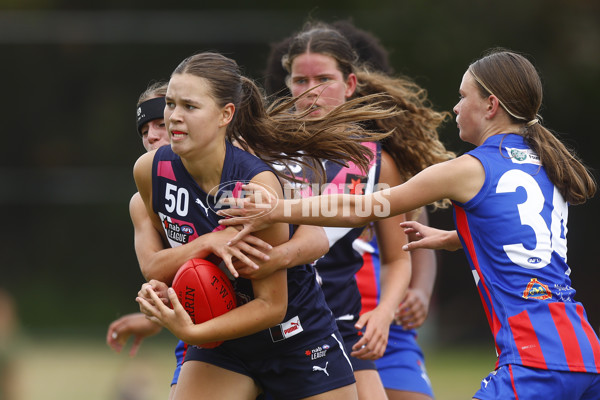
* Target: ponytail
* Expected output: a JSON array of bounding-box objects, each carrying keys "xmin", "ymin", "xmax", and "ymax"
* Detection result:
[{"xmin": 524, "ymin": 124, "xmax": 596, "ymax": 204}]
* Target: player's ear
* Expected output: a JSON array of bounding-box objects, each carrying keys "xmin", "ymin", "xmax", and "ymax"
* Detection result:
[
  {"xmin": 486, "ymin": 95, "xmax": 501, "ymax": 119},
  {"xmin": 344, "ymin": 73, "xmax": 357, "ymax": 98},
  {"xmin": 219, "ymin": 103, "xmax": 235, "ymax": 127}
]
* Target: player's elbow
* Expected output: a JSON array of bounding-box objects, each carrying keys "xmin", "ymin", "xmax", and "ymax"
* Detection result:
[
  {"xmin": 262, "ymin": 299, "xmax": 288, "ymax": 327},
  {"xmin": 312, "ymin": 227, "xmax": 330, "ymax": 259},
  {"xmin": 141, "ymin": 265, "xmax": 171, "ymax": 285},
  {"xmin": 273, "ymin": 302, "xmax": 288, "ymax": 325},
  {"xmin": 343, "ymin": 213, "xmax": 373, "ymax": 227}
]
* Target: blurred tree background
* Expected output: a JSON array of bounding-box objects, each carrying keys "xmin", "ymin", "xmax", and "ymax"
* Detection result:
[{"xmin": 1, "ymin": 0, "xmax": 598, "ymax": 348}]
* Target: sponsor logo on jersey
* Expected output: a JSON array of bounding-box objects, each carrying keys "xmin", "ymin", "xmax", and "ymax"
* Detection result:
[
  {"xmin": 195, "ymin": 198, "xmax": 210, "ymax": 217},
  {"xmin": 312, "ymin": 361, "xmax": 329, "ymax": 376},
  {"xmin": 269, "ymin": 315, "xmax": 304, "ymax": 342},
  {"xmin": 522, "ymin": 278, "xmax": 552, "ymax": 300},
  {"xmin": 161, "ymin": 216, "xmax": 191, "ymax": 244},
  {"xmin": 305, "ymin": 343, "xmax": 330, "ymax": 360},
  {"xmin": 506, "ymin": 147, "xmax": 541, "ymax": 165},
  {"xmin": 553, "ymin": 284, "xmax": 574, "ymax": 302}
]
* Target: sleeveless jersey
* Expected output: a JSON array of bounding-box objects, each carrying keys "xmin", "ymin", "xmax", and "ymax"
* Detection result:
[
  {"xmin": 152, "ymin": 141, "xmax": 338, "ymax": 357},
  {"xmin": 453, "ymin": 133, "xmax": 600, "ymax": 373}
]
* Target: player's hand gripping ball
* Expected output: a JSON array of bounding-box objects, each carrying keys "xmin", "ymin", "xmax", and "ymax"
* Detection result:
[{"xmin": 172, "ymin": 258, "xmax": 237, "ymax": 348}]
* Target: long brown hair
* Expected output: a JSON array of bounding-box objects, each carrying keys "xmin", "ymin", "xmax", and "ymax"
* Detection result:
[
  {"xmin": 172, "ymin": 52, "xmax": 401, "ymax": 183},
  {"xmin": 469, "ymin": 49, "xmax": 596, "ymax": 204},
  {"xmin": 281, "ymin": 22, "xmax": 455, "ymax": 208}
]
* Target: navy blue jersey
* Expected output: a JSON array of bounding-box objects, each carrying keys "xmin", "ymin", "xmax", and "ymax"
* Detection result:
[
  {"xmin": 314, "ymin": 141, "xmax": 382, "ymax": 322},
  {"xmin": 453, "ymin": 133, "xmax": 600, "ymax": 373},
  {"xmin": 272, "ymin": 142, "xmax": 382, "ymax": 322},
  {"xmin": 152, "ymin": 141, "xmax": 338, "ymax": 357}
]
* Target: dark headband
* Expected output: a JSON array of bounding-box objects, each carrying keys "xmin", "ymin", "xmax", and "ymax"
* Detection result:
[{"xmin": 136, "ymin": 97, "xmax": 165, "ymax": 136}]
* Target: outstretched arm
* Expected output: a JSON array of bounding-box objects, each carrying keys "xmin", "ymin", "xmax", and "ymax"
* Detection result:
[
  {"xmin": 106, "ymin": 312, "xmax": 162, "ymax": 356},
  {"xmin": 400, "ymin": 220, "xmax": 462, "ymax": 252},
  {"xmin": 219, "ymin": 155, "xmax": 484, "ymax": 244}
]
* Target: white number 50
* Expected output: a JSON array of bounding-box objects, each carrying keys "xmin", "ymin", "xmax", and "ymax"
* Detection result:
[{"xmin": 165, "ymin": 183, "xmax": 189, "ymax": 216}]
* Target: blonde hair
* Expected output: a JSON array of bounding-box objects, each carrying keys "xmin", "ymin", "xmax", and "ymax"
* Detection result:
[{"xmin": 137, "ymin": 81, "xmax": 168, "ymax": 106}]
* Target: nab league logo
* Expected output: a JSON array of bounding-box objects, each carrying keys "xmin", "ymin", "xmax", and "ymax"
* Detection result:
[
  {"xmin": 305, "ymin": 344, "xmax": 330, "ymax": 360},
  {"xmin": 161, "ymin": 215, "xmax": 193, "ymax": 244}
]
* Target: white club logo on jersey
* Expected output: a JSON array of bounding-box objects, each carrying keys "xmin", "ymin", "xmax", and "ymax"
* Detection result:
[{"xmin": 506, "ymin": 147, "xmax": 541, "ymax": 165}]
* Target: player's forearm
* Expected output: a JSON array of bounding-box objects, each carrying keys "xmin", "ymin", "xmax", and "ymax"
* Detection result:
[
  {"xmin": 378, "ymin": 260, "xmax": 412, "ymax": 322},
  {"xmin": 181, "ymin": 285, "xmax": 287, "ymax": 346},
  {"xmin": 279, "ymin": 226, "xmax": 329, "ymax": 268},
  {"xmin": 408, "ymin": 248, "xmax": 436, "ymax": 298},
  {"xmin": 185, "ymin": 299, "xmax": 286, "ymax": 345},
  {"xmin": 140, "ymin": 238, "xmax": 213, "ymax": 284},
  {"xmin": 445, "ymin": 230, "xmax": 463, "ymax": 251},
  {"xmin": 273, "ymin": 194, "xmax": 383, "ymax": 227}
]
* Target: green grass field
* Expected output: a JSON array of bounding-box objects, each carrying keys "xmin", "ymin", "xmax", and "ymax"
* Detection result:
[{"xmin": 8, "ymin": 334, "xmax": 495, "ymax": 400}]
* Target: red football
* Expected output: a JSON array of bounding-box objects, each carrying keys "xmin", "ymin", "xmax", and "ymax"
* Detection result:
[{"xmin": 172, "ymin": 258, "xmax": 237, "ymax": 348}]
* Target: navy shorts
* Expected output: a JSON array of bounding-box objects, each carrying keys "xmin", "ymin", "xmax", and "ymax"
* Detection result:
[
  {"xmin": 336, "ymin": 319, "xmax": 377, "ymax": 372},
  {"xmin": 184, "ymin": 330, "xmax": 355, "ymax": 399},
  {"xmin": 474, "ymin": 364, "xmax": 600, "ymax": 400}
]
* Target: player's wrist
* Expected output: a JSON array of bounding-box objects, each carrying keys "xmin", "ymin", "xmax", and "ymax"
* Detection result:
[{"xmin": 445, "ymin": 230, "xmax": 462, "ymax": 251}]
